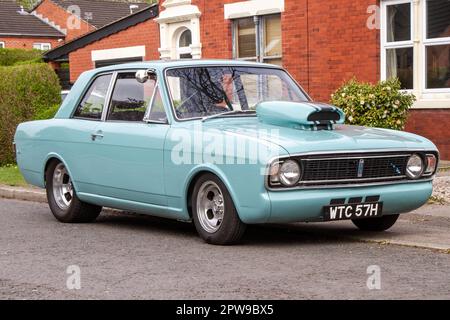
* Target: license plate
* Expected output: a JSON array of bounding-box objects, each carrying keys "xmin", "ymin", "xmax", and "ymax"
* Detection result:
[{"xmin": 324, "ymin": 202, "xmax": 383, "ymax": 221}]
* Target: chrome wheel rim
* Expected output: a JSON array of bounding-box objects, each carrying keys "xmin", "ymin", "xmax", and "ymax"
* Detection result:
[
  {"xmin": 52, "ymin": 163, "xmax": 73, "ymax": 210},
  {"xmin": 196, "ymin": 181, "xmax": 225, "ymax": 233}
]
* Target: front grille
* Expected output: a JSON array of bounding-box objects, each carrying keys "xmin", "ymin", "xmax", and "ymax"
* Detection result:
[
  {"xmin": 267, "ymin": 151, "xmax": 438, "ymax": 189},
  {"xmin": 302, "ymin": 156, "xmax": 408, "ymax": 183}
]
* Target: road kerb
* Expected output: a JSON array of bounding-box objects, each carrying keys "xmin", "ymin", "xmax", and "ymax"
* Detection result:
[{"xmin": 0, "ymin": 185, "xmax": 46, "ymax": 203}]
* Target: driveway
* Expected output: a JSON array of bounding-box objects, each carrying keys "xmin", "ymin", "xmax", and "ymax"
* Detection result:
[{"xmin": 0, "ymin": 198, "xmax": 449, "ymax": 299}]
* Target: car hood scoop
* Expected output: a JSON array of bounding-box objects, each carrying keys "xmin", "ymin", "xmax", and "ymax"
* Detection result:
[{"xmin": 256, "ymin": 101, "xmax": 345, "ymax": 130}]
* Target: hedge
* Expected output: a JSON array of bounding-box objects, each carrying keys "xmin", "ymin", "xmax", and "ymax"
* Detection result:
[
  {"xmin": 0, "ymin": 63, "xmax": 61, "ymax": 165},
  {"xmin": 330, "ymin": 78, "xmax": 416, "ymax": 131},
  {"xmin": 0, "ymin": 48, "xmax": 43, "ymax": 66}
]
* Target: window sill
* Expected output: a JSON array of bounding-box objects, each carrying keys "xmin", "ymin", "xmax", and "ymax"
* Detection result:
[{"xmin": 411, "ymin": 98, "xmax": 450, "ymax": 109}]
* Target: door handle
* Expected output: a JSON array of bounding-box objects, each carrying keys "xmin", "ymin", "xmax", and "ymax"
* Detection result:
[{"xmin": 91, "ymin": 130, "xmax": 104, "ymax": 141}]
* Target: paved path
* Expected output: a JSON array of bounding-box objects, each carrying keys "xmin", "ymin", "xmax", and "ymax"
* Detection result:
[{"xmin": 0, "ymin": 199, "xmax": 449, "ymax": 299}]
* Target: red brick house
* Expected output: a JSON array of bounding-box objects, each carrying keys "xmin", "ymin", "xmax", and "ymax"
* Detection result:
[
  {"xmin": 32, "ymin": 0, "xmax": 152, "ymax": 42},
  {"xmin": 42, "ymin": 0, "xmax": 450, "ymax": 159},
  {"xmin": 0, "ymin": 0, "xmax": 152, "ymax": 50},
  {"xmin": 0, "ymin": 0, "xmax": 65, "ymax": 50}
]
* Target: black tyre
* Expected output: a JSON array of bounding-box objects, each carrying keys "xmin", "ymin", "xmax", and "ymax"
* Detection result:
[
  {"xmin": 352, "ymin": 214, "xmax": 399, "ymax": 231},
  {"xmin": 192, "ymin": 173, "xmax": 246, "ymax": 245},
  {"xmin": 46, "ymin": 160, "xmax": 102, "ymax": 223}
]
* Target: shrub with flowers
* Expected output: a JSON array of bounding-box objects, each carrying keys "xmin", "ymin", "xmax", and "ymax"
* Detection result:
[{"xmin": 330, "ymin": 78, "xmax": 415, "ymax": 131}]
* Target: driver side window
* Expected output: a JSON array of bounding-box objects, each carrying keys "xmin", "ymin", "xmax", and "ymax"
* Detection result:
[{"xmin": 107, "ymin": 72, "xmax": 156, "ymax": 122}]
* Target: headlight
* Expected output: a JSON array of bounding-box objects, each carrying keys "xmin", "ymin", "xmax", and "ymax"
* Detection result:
[
  {"xmin": 424, "ymin": 154, "xmax": 437, "ymax": 175},
  {"xmin": 406, "ymin": 154, "xmax": 424, "ymax": 179},
  {"xmin": 278, "ymin": 160, "xmax": 301, "ymax": 187}
]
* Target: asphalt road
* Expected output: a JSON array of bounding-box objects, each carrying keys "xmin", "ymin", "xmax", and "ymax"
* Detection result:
[{"xmin": 0, "ymin": 198, "xmax": 449, "ymax": 300}]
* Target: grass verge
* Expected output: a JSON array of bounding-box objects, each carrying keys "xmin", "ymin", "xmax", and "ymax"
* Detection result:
[{"xmin": 0, "ymin": 165, "xmax": 27, "ymax": 187}]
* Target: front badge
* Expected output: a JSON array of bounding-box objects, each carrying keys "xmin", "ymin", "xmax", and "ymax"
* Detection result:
[{"xmin": 357, "ymin": 159, "xmax": 365, "ymax": 178}]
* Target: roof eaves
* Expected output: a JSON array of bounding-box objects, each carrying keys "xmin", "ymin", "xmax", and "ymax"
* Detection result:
[
  {"xmin": 44, "ymin": 5, "xmax": 159, "ymax": 61},
  {"xmin": 0, "ymin": 32, "xmax": 63, "ymax": 37}
]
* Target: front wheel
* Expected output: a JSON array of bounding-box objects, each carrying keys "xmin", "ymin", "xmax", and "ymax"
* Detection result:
[
  {"xmin": 352, "ymin": 214, "xmax": 399, "ymax": 231},
  {"xmin": 192, "ymin": 174, "xmax": 246, "ymax": 245},
  {"xmin": 46, "ymin": 161, "xmax": 102, "ymax": 223}
]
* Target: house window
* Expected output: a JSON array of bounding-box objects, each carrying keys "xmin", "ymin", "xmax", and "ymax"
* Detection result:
[
  {"xmin": 178, "ymin": 29, "xmax": 193, "ymax": 59},
  {"xmin": 381, "ymin": 0, "xmax": 450, "ymax": 98},
  {"xmin": 233, "ymin": 14, "xmax": 282, "ymax": 66},
  {"xmin": 382, "ymin": 1, "xmax": 413, "ymax": 89},
  {"xmin": 0, "ymin": 42, "xmax": 5, "ymax": 49},
  {"xmin": 33, "ymin": 43, "xmax": 51, "ymax": 51},
  {"xmin": 424, "ymin": 0, "xmax": 450, "ymax": 90}
]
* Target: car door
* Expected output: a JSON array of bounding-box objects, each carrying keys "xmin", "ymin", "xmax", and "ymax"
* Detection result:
[{"xmin": 89, "ymin": 71, "xmax": 169, "ymax": 206}]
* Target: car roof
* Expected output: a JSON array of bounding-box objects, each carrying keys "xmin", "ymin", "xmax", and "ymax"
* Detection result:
[{"xmin": 91, "ymin": 59, "xmax": 282, "ymax": 74}]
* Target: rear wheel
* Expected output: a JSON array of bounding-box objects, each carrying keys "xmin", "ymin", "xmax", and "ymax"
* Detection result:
[
  {"xmin": 352, "ymin": 214, "xmax": 399, "ymax": 231},
  {"xmin": 46, "ymin": 161, "xmax": 102, "ymax": 223},
  {"xmin": 192, "ymin": 174, "xmax": 246, "ymax": 245}
]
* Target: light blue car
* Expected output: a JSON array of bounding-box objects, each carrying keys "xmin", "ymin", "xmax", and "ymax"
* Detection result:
[{"xmin": 14, "ymin": 60, "xmax": 439, "ymax": 245}]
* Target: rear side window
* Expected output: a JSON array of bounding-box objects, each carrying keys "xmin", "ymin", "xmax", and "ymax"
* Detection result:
[
  {"xmin": 73, "ymin": 74, "xmax": 112, "ymax": 120},
  {"xmin": 108, "ymin": 72, "xmax": 156, "ymax": 122}
]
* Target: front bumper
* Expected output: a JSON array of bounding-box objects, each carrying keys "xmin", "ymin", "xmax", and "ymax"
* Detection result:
[{"xmin": 265, "ymin": 180, "xmax": 432, "ymax": 223}]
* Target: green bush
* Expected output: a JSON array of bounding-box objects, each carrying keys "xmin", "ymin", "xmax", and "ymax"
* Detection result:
[
  {"xmin": 34, "ymin": 104, "xmax": 60, "ymax": 120},
  {"xmin": 0, "ymin": 48, "xmax": 43, "ymax": 66},
  {"xmin": 330, "ymin": 78, "xmax": 415, "ymax": 130},
  {"xmin": 13, "ymin": 57, "xmax": 44, "ymax": 66},
  {"xmin": 0, "ymin": 63, "xmax": 61, "ymax": 165}
]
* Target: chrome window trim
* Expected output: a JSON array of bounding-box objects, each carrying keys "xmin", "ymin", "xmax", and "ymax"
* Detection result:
[
  {"xmin": 162, "ymin": 64, "xmax": 311, "ymax": 122},
  {"xmin": 265, "ymin": 149, "xmax": 439, "ymax": 191},
  {"xmin": 102, "ymin": 71, "xmax": 118, "ymax": 122}
]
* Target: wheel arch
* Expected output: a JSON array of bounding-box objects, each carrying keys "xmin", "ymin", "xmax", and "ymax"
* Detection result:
[
  {"xmin": 184, "ymin": 165, "xmax": 241, "ymax": 219},
  {"xmin": 42, "ymin": 153, "xmax": 79, "ymax": 192}
]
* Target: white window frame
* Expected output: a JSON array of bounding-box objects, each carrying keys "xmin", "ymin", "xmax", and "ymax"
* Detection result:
[
  {"xmin": 232, "ymin": 14, "xmax": 282, "ymax": 64},
  {"xmin": 0, "ymin": 41, "xmax": 5, "ymax": 49},
  {"xmin": 33, "ymin": 43, "xmax": 51, "ymax": 51},
  {"xmin": 422, "ymin": 0, "xmax": 450, "ymax": 94},
  {"xmin": 380, "ymin": 0, "xmax": 414, "ymax": 91},
  {"xmin": 91, "ymin": 45, "xmax": 146, "ymax": 63},
  {"xmin": 381, "ymin": 0, "xmax": 450, "ymax": 108},
  {"xmin": 177, "ymin": 29, "xmax": 193, "ymax": 59}
]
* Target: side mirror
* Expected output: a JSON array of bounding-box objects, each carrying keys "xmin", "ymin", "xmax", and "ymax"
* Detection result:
[{"xmin": 135, "ymin": 69, "xmax": 157, "ymax": 83}]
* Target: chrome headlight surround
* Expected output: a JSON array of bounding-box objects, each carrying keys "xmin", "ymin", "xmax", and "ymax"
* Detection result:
[
  {"xmin": 405, "ymin": 154, "xmax": 424, "ymax": 179},
  {"xmin": 424, "ymin": 154, "xmax": 438, "ymax": 176},
  {"xmin": 269, "ymin": 159, "xmax": 302, "ymax": 187}
]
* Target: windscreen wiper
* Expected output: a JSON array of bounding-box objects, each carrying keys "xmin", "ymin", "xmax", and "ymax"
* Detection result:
[{"xmin": 201, "ymin": 110, "xmax": 256, "ymax": 122}]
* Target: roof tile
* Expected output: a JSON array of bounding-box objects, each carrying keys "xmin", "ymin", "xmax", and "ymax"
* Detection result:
[
  {"xmin": 0, "ymin": 0, "xmax": 65, "ymax": 37},
  {"xmin": 50, "ymin": 0, "xmax": 152, "ymax": 28}
]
